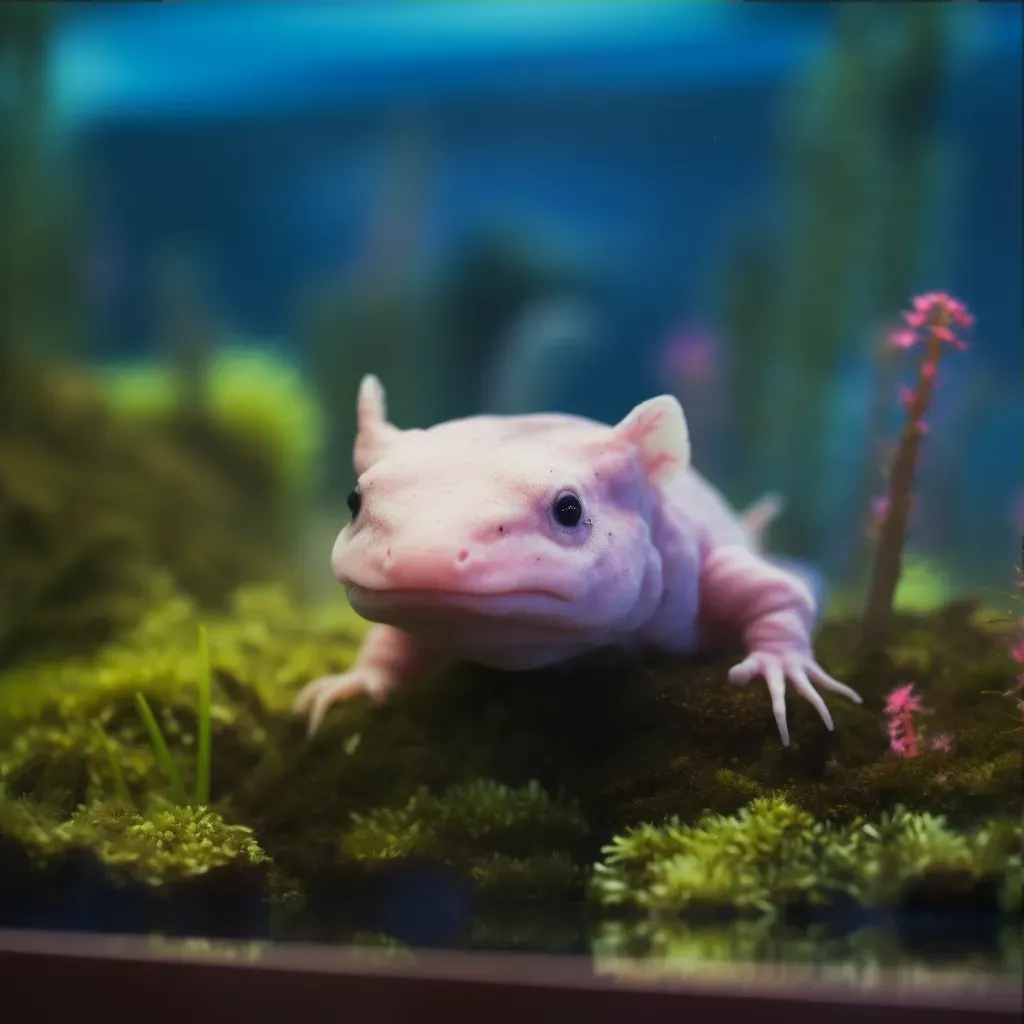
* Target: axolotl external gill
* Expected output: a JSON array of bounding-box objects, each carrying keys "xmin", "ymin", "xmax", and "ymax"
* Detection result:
[{"xmin": 294, "ymin": 375, "xmax": 862, "ymax": 742}]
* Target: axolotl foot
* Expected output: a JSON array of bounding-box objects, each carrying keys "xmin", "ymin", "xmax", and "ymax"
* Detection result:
[
  {"xmin": 727, "ymin": 650, "xmax": 862, "ymax": 747},
  {"xmin": 292, "ymin": 669, "xmax": 394, "ymax": 737}
]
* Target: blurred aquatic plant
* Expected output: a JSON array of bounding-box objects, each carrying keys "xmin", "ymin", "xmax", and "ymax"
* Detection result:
[
  {"xmin": 299, "ymin": 109, "xmax": 435, "ymax": 502},
  {"xmin": 101, "ymin": 345, "xmax": 325, "ymax": 508},
  {"xmin": 826, "ymin": 553, "xmax": 952, "ymax": 618},
  {"xmin": 862, "ymin": 292, "xmax": 973, "ymax": 650},
  {"xmin": 0, "ymin": 6, "xmax": 82, "ymax": 362},
  {"xmin": 893, "ymin": 553, "xmax": 951, "ymax": 612},
  {"xmin": 714, "ymin": 5, "xmax": 951, "ymax": 561},
  {"xmin": 436, "ymin": 228, "xmax": 586, "ymax": 422}
]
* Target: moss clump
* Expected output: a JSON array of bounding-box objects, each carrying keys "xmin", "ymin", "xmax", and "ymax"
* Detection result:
[
  {"xmin": 0, "ymin": 784, "xmax": 269, "ymax": 890},
  {"xmin": 0, "ymin": 355, "xmax": 310, "ymax": 670},
  {"xmin": 101, "ymin": 346, "xmax": 325, "ymax": 511},
  {"xmin": 339, "ymin": 779, "xmax": 587, "ymax": 900},
  {"xmin": 591, "ymin": 796, "xmax": 853, "ymax": 916},
  {"xmin": 50, "ymin": 800, "xmax": 266, "ymax": 888},
  {"xmin": 0, "ymin": 583, "xmax": 366, "ymax": 819},
  {"xmin": 590, "ymin": 795, "xmax": 1021, "ymax": 918}
]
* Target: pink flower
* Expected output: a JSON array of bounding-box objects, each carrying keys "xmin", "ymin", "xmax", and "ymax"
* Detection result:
[
  {"xmin": 885, "ymin": 685, "xmax": 920, "ymax": 750},
  {"xmin": 893, "ymin": 292, "xmax": 974, "ymax": 353},
  {"xmin": 885, "ymin": 683, "xmax": 923, "ymax": 715},
  {"xmin": 912, "ymin": 291, "xmax": 974, "ymax": 327},
  {"xmin": 890, "ymin": 327, "xmax": 919, "ymax": 349},
  {"xmin": 885, "ymin": 683, "xmax": 925, "ymax": 758},
  {"xmin": 930, "ymin": 733, "xmax": 954, "ymax": 754},
  {"xmin": 1011, "ymin": 640, "xmax": 1024, "ymax": 665}
]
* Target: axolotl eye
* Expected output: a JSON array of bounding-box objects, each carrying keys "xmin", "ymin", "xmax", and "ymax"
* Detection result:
[
  {"xmin": 346, "ymin": 484, "xmax": 362, "ymax": 519},
  {"xmin": 552, "ymin": 492, "xmax": 584, "ymax": 528}
]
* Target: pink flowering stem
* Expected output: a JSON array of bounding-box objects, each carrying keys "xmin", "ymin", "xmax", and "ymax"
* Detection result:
[{"xmin": 862, "ymin": 296, "xmax": 969, "ymax": 650}]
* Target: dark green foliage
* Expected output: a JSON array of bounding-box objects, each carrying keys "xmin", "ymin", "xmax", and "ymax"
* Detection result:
[
  {"xmin": 0, "ymin": 7, "xmax": 81, "ymax": 359},
  {"xmin": 338, "ymin": 780, "xmax": 587, "ymax": 900}
]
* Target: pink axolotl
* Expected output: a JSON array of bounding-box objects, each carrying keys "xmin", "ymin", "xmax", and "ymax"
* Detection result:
[{"xmin": 294, "ymin": 376, "xmax": 862, "ymax": 742}]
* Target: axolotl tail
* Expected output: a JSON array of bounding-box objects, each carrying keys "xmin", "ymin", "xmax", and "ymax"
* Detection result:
[{"xmin": 738, "ymin": 491, "xmax": 784, "ymax": 545}]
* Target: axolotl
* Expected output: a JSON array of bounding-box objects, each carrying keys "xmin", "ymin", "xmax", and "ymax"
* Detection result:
[{"xmin": 294, "ymin": 376, "xmax": 862, "ymax": 742}]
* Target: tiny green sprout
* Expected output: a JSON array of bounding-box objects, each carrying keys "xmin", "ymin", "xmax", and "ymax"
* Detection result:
[
  {"xmin": 343, "ymin": 733, "xmax": 361, "ymax": 756},
  {"xmin": 195, "ymin": 624, "xmax": 212, "ymax": 806},
  {"xmin": 133, "ymin": 624, "xmax": 213, "ymax": 809},
  {"xmin": 134, "ymin": 693, "xmax": 187, "ymax": 807}
]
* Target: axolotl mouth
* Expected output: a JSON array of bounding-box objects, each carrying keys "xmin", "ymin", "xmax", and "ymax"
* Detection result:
[
  {"xmin": 347, "ymin": 583, "xmax": 575, "ymax": 608},
  {"xmin": 344, "ymin": 583, "xmax": 580, "ymax": 628}
]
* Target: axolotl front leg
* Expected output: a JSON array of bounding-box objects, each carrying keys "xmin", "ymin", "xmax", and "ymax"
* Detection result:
[
  {"xmin": 700, "ymin": 544, "xmax": 862, "ymax": 745},
  {"xmin": 293, "ymin": 625, "xmax": 445, "ymax": 736}
]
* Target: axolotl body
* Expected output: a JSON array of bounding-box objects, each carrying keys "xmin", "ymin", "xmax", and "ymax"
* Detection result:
[{"xmin": 294, "ymin": 376, "xmax": 861, "ymax": 741}]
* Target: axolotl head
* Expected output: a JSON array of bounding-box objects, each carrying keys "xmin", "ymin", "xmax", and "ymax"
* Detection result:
[{"xmin": 330, "ymin": 375, "xmax": 692, "ymax": 668}]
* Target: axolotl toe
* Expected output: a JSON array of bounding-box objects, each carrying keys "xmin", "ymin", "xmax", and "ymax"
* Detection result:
[{"xmin": 294, "ymin": 375, "xmax": 862, "ymax": 742}]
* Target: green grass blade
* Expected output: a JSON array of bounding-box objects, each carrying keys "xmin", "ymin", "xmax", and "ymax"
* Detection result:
[
  {"xmin": 195, "ymin": 624, "xmax": 212, "ymax": 806},
  {"xmin": 135, "ymin": 692, "xmax": 187, "ymax": 807}
]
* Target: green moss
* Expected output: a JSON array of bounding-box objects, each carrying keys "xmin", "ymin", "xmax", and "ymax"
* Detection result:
[
  {"xmin": 67, "ymin": 800, "xmax": 269, "ymax": 887},
  {"xmin": 590, "ymin": 795, "xmax": 1021, "ymax": 917},
  {"xmin": 339, "ymin": 779, "xmax": 587, "ymax": 900},
  {"xmin": 0, "ymin": 792, "xmax": 269, "ymax": 887},
  {"xmin": 0, "ymin": 583, "xmax": 365, "ymax": 817},
  {"xmin": 0, "ymin": 584, "xmax": 1017, "ymax": 925},
  {"xmin": 590, "ymin": 796, "xmax": 851, "ymax": 915}
]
